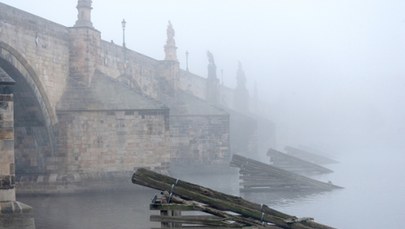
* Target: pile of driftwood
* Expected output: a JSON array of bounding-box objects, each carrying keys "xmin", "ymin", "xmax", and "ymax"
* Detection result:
[
  {"xmin": 230, "ymin": 154, "xmax": 342, "ymax": 193},
  {"xmin": 132, "ymin": 168, "xmax": 335, "ymax": 229}
]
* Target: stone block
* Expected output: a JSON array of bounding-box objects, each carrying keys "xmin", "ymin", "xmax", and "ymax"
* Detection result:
[
  {"xmin": 48, "ymin": 174, "xmax": 58, "ymax": 183},
  {"xmin": 36, "ymin": 176, "xmax": 44, "ymax": 183},
  {"xmin": 0, "ymin": 128, "xmax": 13, "ymax": 139},
  {"xmin": 0, "ymin": 175, "xmax": 15, "ymax": 190},
  {"xmin": 0, "ymin": 188, "xmax": 15, "ymax": 202},
  {"xmin": 0, "ymin": 121, "xmax": 13, "ymax": 128},
  {"xmin": 0, "ymin": 95, "xmax": 13, "ymax": 102}
]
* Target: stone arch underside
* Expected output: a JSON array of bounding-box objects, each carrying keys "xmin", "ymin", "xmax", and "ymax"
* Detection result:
[{"xmin": 0, "ymin": 41, "xmax": 56, "ymax": 175}]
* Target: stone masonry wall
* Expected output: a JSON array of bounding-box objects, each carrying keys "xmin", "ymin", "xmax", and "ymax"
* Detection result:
[
  {"xmin": 179, "ymin": 70, "xmax": 236, "ymax": 110},
  {"xmin": 178, "ymin": 70, "xmax": 207, "ymax": 100},
  {"xmin": 98, "ymin": 41, "xmax": 161, "ymax": 99},
  {"xmin": 56, "ymin": 109, "xmax": 171, "ymax": 174},
  {"xmin": 69, "ymin": 27, "xmax": 101, "ymax": 87},
  {"xmin": 0, "ymin": 3, "xmax": 70, "ymax": 122},
  {"xmin": 0, "ymin": 95, "xmax": 35, "ymax": 229},
  {"xmin": 230, "ymin": 112, "xmax": 258, "ymax": 158},
  {"xmin": 170, "ymin": 115, "xmax": 230, "ymax": 164}
]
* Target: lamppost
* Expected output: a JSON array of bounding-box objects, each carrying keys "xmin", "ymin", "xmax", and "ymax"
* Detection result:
[
  {"xmin": 221, "ymin": 69, "xmax": 224, "ymax": 85},
  {"xmin": 185, "ymin": 51, "xmax": 189, "ymax": 72},
  {"xmin": 121, "ymin": 19, "xmax": 126, "ymax": 48}
]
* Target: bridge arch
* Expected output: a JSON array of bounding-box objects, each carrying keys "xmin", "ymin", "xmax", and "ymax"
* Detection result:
[{"xmin": 0, "ymin": 41, "xmax": 56, "ymax": 174}]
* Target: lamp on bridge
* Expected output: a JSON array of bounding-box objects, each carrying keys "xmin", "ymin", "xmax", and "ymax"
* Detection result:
[
  {"xmin": 122, "ymin": 19, "xmax": 126, "ymax": 48},
  {"xmin": 186, "ymin": 51, "xmax": 189, "ymax": 72}
]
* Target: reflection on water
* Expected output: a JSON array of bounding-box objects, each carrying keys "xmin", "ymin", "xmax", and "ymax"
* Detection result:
[
  {"xmin": 19, "ymin": 189, "xmax": 161, "ymax": 229},
  {"xmin": 269, "ymin": 150, "xmax": 405, "ymax": 229},
  {"xmin": 18, "ymin": 150, "xmax": 405, "ymax": 229}
]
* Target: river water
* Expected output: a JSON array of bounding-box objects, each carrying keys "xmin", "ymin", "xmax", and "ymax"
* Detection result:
[{"xmin": 18, "ymin": 148, "xmax": 405, "ymax": 229}]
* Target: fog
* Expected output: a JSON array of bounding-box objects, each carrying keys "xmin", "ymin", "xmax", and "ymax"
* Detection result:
[
  {"xmin": 3, "ymin": 0, "xmax": 405, "ymax": 228},
  {"xmin": 3, "ymin": 0, "xmax": 404, "ymax": 154}
]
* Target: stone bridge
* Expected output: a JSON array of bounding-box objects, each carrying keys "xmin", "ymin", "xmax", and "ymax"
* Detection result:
[{"xmin": 0, "ymin": 1, "xmax": 274, "ymax": 192}]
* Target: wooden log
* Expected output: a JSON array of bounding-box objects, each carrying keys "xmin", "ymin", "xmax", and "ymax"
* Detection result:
[
  {"xmin": 150, "ymin": 226, "xmax": 282, "ymax": 229},
  {"xmin": 240, "ymin": 179, "xmax": 297, "ymax": 186},
  {"xmin": 151, "ymin": 203, "xmax": 199, "ymax": 211},
  {"xmin": 165, "ymin": 192, "xmax": 278, "ymax": 228},
  {"xmin": 133, "ymin": 170, "xmax": 298, "ymax": 228},
  {"xmin": 150, "ymin": 215, "xmax": 236, "ymax": 227},
  {"xmin": 132, "ymin": 168, "xmax": 335, "ymax": 229},
  {"xmin": 241, "ymin": 182, "xmax": 303, "ymax": 189}
]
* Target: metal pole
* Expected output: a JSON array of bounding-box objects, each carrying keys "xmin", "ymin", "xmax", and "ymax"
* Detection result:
[{"xmin": 185, "ymin": 51, "xmax": 189, "ymax": 71}]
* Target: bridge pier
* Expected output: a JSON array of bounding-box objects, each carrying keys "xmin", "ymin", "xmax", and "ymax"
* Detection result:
[{"xmin": 0, "ymin": 69, "xmax": 35, "ymax": 229}]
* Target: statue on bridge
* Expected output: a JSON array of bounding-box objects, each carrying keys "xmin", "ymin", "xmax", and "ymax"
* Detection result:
[
  {"xmin": 167, "ymin": 21, "xmax": 175, "ymax": 41},
  {"xmin": 207, "ymin": 51, "xmax": 215, "ymax": 67},
  {"xmin": 206, "ymin": 51, "xmax": 219, "ymax": 104},
  {"xmin": 164, "ymin": 21, "xmax": 177, "ymax": 61}
]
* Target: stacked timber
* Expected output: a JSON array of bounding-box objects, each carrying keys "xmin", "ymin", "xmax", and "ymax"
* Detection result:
[
  {"xmin": 267, "ymin": 148, "xmax": 333, "ymax": 175},
  {"xmin": 284, "ymin": 146, "xmax": 338, "ymax": 165},
  {"xmin": 132, "ymin": 168, "xmax": 336, "ymax": 229},
  {"xmin": 230, "ymin": 154, "xmax": 342, "ymax": 193}
]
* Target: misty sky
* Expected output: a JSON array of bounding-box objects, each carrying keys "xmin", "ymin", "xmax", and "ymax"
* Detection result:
[{"xmin": 1, "ymin": 0, "xmax": 404, "ymax": 153}]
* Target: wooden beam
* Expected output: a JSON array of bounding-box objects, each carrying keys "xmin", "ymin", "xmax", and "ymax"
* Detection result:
[
  {"xmin": 150, "ymin": 215, "xmax": 235, "ymax": 227},
  {"xmin": 150, "ymin": 203, "xmax": 198, "ymax": 211}
]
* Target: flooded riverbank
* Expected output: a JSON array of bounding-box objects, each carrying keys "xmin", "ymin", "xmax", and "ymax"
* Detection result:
[{"xmin": 18, "ymin": 149, "xmax": 405, "ymax": 229}]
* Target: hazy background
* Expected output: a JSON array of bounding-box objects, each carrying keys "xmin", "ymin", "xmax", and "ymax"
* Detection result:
[{"xmin": 2, "ymin": 0, "xmax": 404, "ymax": 155}]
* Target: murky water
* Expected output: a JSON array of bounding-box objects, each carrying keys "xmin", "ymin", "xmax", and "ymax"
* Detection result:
[
  {"xmin": 275, "ymin": 150, "xmax": 405, "ymax": 229},
  {"xmin": 19, "ymin": 189, "xmax": 160, "ymax": 229},
  {"xmin": 18, "ymin": 149, "xmax": 405, "ymax": 229}
]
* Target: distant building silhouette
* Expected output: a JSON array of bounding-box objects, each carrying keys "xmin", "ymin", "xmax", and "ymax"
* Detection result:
[
  {"xmin": 206, "ymin": 51, "xmax": 220, "ymax": 105},
  {"xmin": 234, "ymin": 61, "xmax": 249, "ymax": 113}
]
